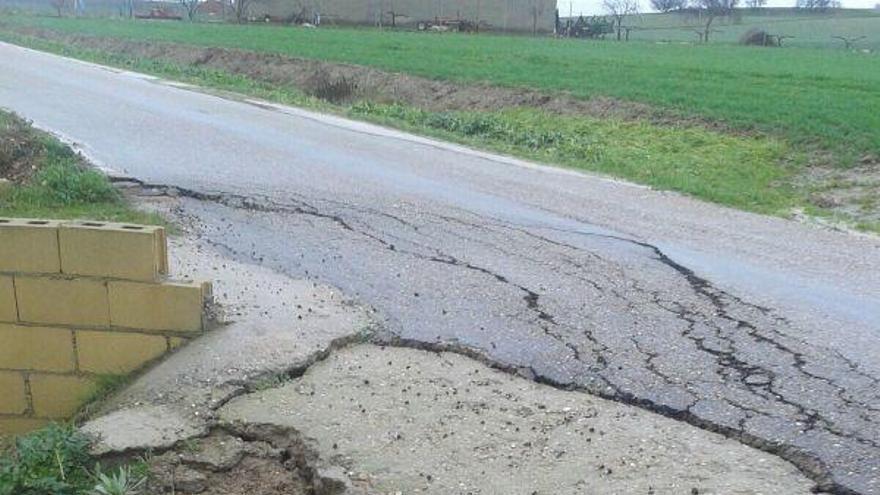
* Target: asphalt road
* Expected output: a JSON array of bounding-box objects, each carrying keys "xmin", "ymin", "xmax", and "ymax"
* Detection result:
[{"xmin": 2, "ymin": 43, "xmax": 879, "ymax": 494}]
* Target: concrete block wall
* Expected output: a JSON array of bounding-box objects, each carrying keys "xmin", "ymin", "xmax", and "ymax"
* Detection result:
[{"xmin": 0, "ymin": 218, "xmax": 212, "ymax": 436}]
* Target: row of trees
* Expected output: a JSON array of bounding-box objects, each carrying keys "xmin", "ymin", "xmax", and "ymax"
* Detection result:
[
  {"xmin": 603, "ymin": 0, "xmax": 739, "ymax": 42},
  {"xmin": 604, "ymin": 0, "xmax": 846, "ymax": 43},
  {"xmin": 650, "ymin": 0, "xmax": 844, "ymax": 10}
]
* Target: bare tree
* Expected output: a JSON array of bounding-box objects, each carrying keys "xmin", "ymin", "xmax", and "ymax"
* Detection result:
[
  {"xmin": 604, "ymin": 0, "xmax": 639, "ymax": 40},
  {"xmin": 691, "ymin": 0, "xmax": 737, "ymax": 43},
  {"xmin": 745, "ymin": 0, "xmax": 766, "ymax": 8},
  {"xmin": 796, "ymin": 0, "xmax": 838, "ymax": 9},
  {"xmin": 651, "ymin": 0, "xmax": 686, "ymax": 12},
  {"xmin": 232, "ymin": 0, "xmax": 251, "ymax": 22},
  {"xmin": 50, "ymin": 0, "xmax": 66, "ymax": 16},
  {"xmin": 832, "ymin": 35, "xmax": 866, "ymax": 49},
  {"xmin": 119, "ymin": 0, "xmax": 134, "ymax": 18},
  {"xmin": 530, "ymin": 0, "xmax": 546, "ymax": 35},
  {"xmin": 179, "ymin": 0, "xmax": 200, "ymax": 20}
]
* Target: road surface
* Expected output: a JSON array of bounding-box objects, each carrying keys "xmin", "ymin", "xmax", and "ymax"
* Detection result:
[{"xmin": 1, "ymin": 43, "xmax": 878, "ymax": 494}]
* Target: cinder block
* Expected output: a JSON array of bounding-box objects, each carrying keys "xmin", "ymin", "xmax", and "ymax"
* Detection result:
[
  {"xmin": 59, "ymin": 222, "xmax": 168, "ymax": 282},
  {"xmin": 0, "ymin": 218, "xmax": 62, "ymax": 274},
  {"xmin": 0, "ymin": 276, "xmax": 16, "ymax": 323},
  {"xmin": 76, "ymin": 330, "xmax": 169, "ymax": 374},
  {"xmin": 0, "ymin": 418, "xmax": 49, "ymax": 436},
  {"xmin": 109, "ymin": 280, "xmax": 211, "ymax": 333},
  {"xmin": 0, "ymin": 372, "xmax": 27, "ymax": 415},
  {"xmin": 29, "ymin": 374, "xmax": 96, "ymax": 419},
  {"xmin": 15, "ymin": 276, "xmax": 109, "ymax": 327},
  {"xmin": 0, "ymin": 324, "xmax": 75, "ymax": 372}
]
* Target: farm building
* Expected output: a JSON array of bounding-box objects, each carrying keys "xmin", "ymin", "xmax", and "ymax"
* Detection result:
[{"xmin": 249, "ymin": 0, "xmax": 559, "ymax": 33}]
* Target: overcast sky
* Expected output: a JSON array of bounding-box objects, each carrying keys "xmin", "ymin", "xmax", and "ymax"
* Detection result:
[{"xmin": 563, "ymin": 0, "xmax": 878, "ymax": 14}]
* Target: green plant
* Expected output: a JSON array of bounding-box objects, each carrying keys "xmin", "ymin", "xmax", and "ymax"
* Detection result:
[
  {"xmin": 0, "ymin": 424, "xmax": 92, "ymax": 495},
  {"xmin": 0, "ymin": 110, "xmax": 166, "ymax": 226},
  {"xmin": 21, "ymin": 153, "xmax": 118, "ymax": 206},
  {"xmin": 90, "ymin": 465, "xmax": 146, "ymax": 495}
]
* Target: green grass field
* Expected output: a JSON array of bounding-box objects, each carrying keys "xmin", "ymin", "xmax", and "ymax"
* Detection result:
[
  {"xmin": 618, "ymin": 8, "xmax": 880, "ymax": 48},
  {"xmin": 2, "ymin": 14, "xmax": 878, "ymax": 165}
]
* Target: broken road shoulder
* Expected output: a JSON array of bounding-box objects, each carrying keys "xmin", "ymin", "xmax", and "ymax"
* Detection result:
[{"xmin": 76, "ymin": 197, "xmax": 817, "ymax": 494}]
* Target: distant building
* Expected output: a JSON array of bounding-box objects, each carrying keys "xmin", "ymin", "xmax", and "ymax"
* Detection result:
[{"xmin": 249, "ymin": 0, "xmax": 559, "ymax": 33}]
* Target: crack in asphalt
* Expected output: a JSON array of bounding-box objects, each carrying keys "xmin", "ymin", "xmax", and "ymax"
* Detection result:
[{"xmin": 124, "ymin": 180, "xmax": 878, "ymax": 494}]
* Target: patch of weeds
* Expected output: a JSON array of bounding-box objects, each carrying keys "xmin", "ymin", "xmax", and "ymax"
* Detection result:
[
  {"xmin": 0, "ymin": 425, "xmax": 148, "ymax": 495},
  {"xmin": 0, "ymin": 111, "xmax": 165, "ymax": 226},
  {"xmin": 306, "ymin": 69, "xmax": 358, "ymax": 103},
  {"xmin": 14, "ymin": 159, "xmax": 117, "ymax": 206},
  {"xmin": 251, "ymin": 374, "xmax": 289, "ymax": 392},
  {"xmin": 91, "ymin": 463, "xmax": 147, "ymax": 495},
  {"xmin": 352, "ymin": 102, "xmax": 796, "ymax": 215},
  {"xmin": 72, "ymin": 375, "xmax": 130, "ymax": 424},
  {"xmin": 0, "ymin": 423, "xmax": 92, "ymax": 495},
  {"xmin": 177, "ymin": 438, "xmax": 201, "ymax": 454}
]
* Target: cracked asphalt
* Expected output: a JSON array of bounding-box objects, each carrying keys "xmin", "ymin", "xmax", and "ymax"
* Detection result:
[{"xmin": 1, "ymin": 43, "xmax": 879, "ymax": 494}]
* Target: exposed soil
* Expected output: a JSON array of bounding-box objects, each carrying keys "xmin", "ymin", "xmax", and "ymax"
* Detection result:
[
  {"xmin": 794, "ymin": 151, "xmax": 880, "ymax": 226},
  {"xmin": 0, "ymin": 111, "xmax": 43, "ymax": 183},
  {"xmin": 144, "ymin": 425, "xmax": 362, "ymax": 495}
]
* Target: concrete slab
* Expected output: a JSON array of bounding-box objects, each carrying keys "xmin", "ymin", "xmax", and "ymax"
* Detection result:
[
  {"xmin": 220, "ymin": 344, "xmax": 814, "ymax": 495},
  {"xmin": 80, "ymin": 229, "xmax": 372, "ymax": 454}
]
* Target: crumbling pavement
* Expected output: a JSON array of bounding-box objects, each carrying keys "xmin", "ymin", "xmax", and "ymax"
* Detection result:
[{"xmin": 77, "ymin": 196, "xmax": 817, "ymax": 494}]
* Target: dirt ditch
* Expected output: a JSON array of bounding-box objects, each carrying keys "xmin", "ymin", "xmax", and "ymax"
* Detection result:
[{"xmin": 8, "ymin": 25, "xmax": 729, "ymax": 129}]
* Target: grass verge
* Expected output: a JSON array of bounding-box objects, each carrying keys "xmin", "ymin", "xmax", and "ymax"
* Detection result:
[
  {"xmin": 0, "ymin": 110, "xmax": 163, "ymax": 225},
  {"xmin": 354, "ymin": 103, "xmax": 796, "ymax": 214}
]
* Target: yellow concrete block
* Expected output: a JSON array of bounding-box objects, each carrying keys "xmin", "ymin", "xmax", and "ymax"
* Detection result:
[
  {"xmin": 0, "ymin": 418, "xmax": 50, "ymax": 437},
  {"xmin": 29, "ymin": 374, "xmax": 96, "ymax": 419},
  {"xmin": 0, "ymin": 218, "xmax": 62, "ymax": 274},
  {"xmin": 0, "ymin": 276, "xmax": 16, "ymax": 323},
  {"xmin": 59, "ymin": 222, "xmax": 168, "ymax": 282},
  {"xmin": 0, "ymin": 324, "xmax": 75, "ymax": 372},
  {"xmin": 0, "ymin": 372, "xmax": 27, "ymax": 415},
  {"xmin": 15, "ymin": 276, "xmax": 109, "ymax": 327},
  {"xmin": 76, "ymin": 330, "xmax": 168, "ymax": 374},
  {"xmin": 109, "ymin": 280, "xmax": 211, "ymax": 332}
]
